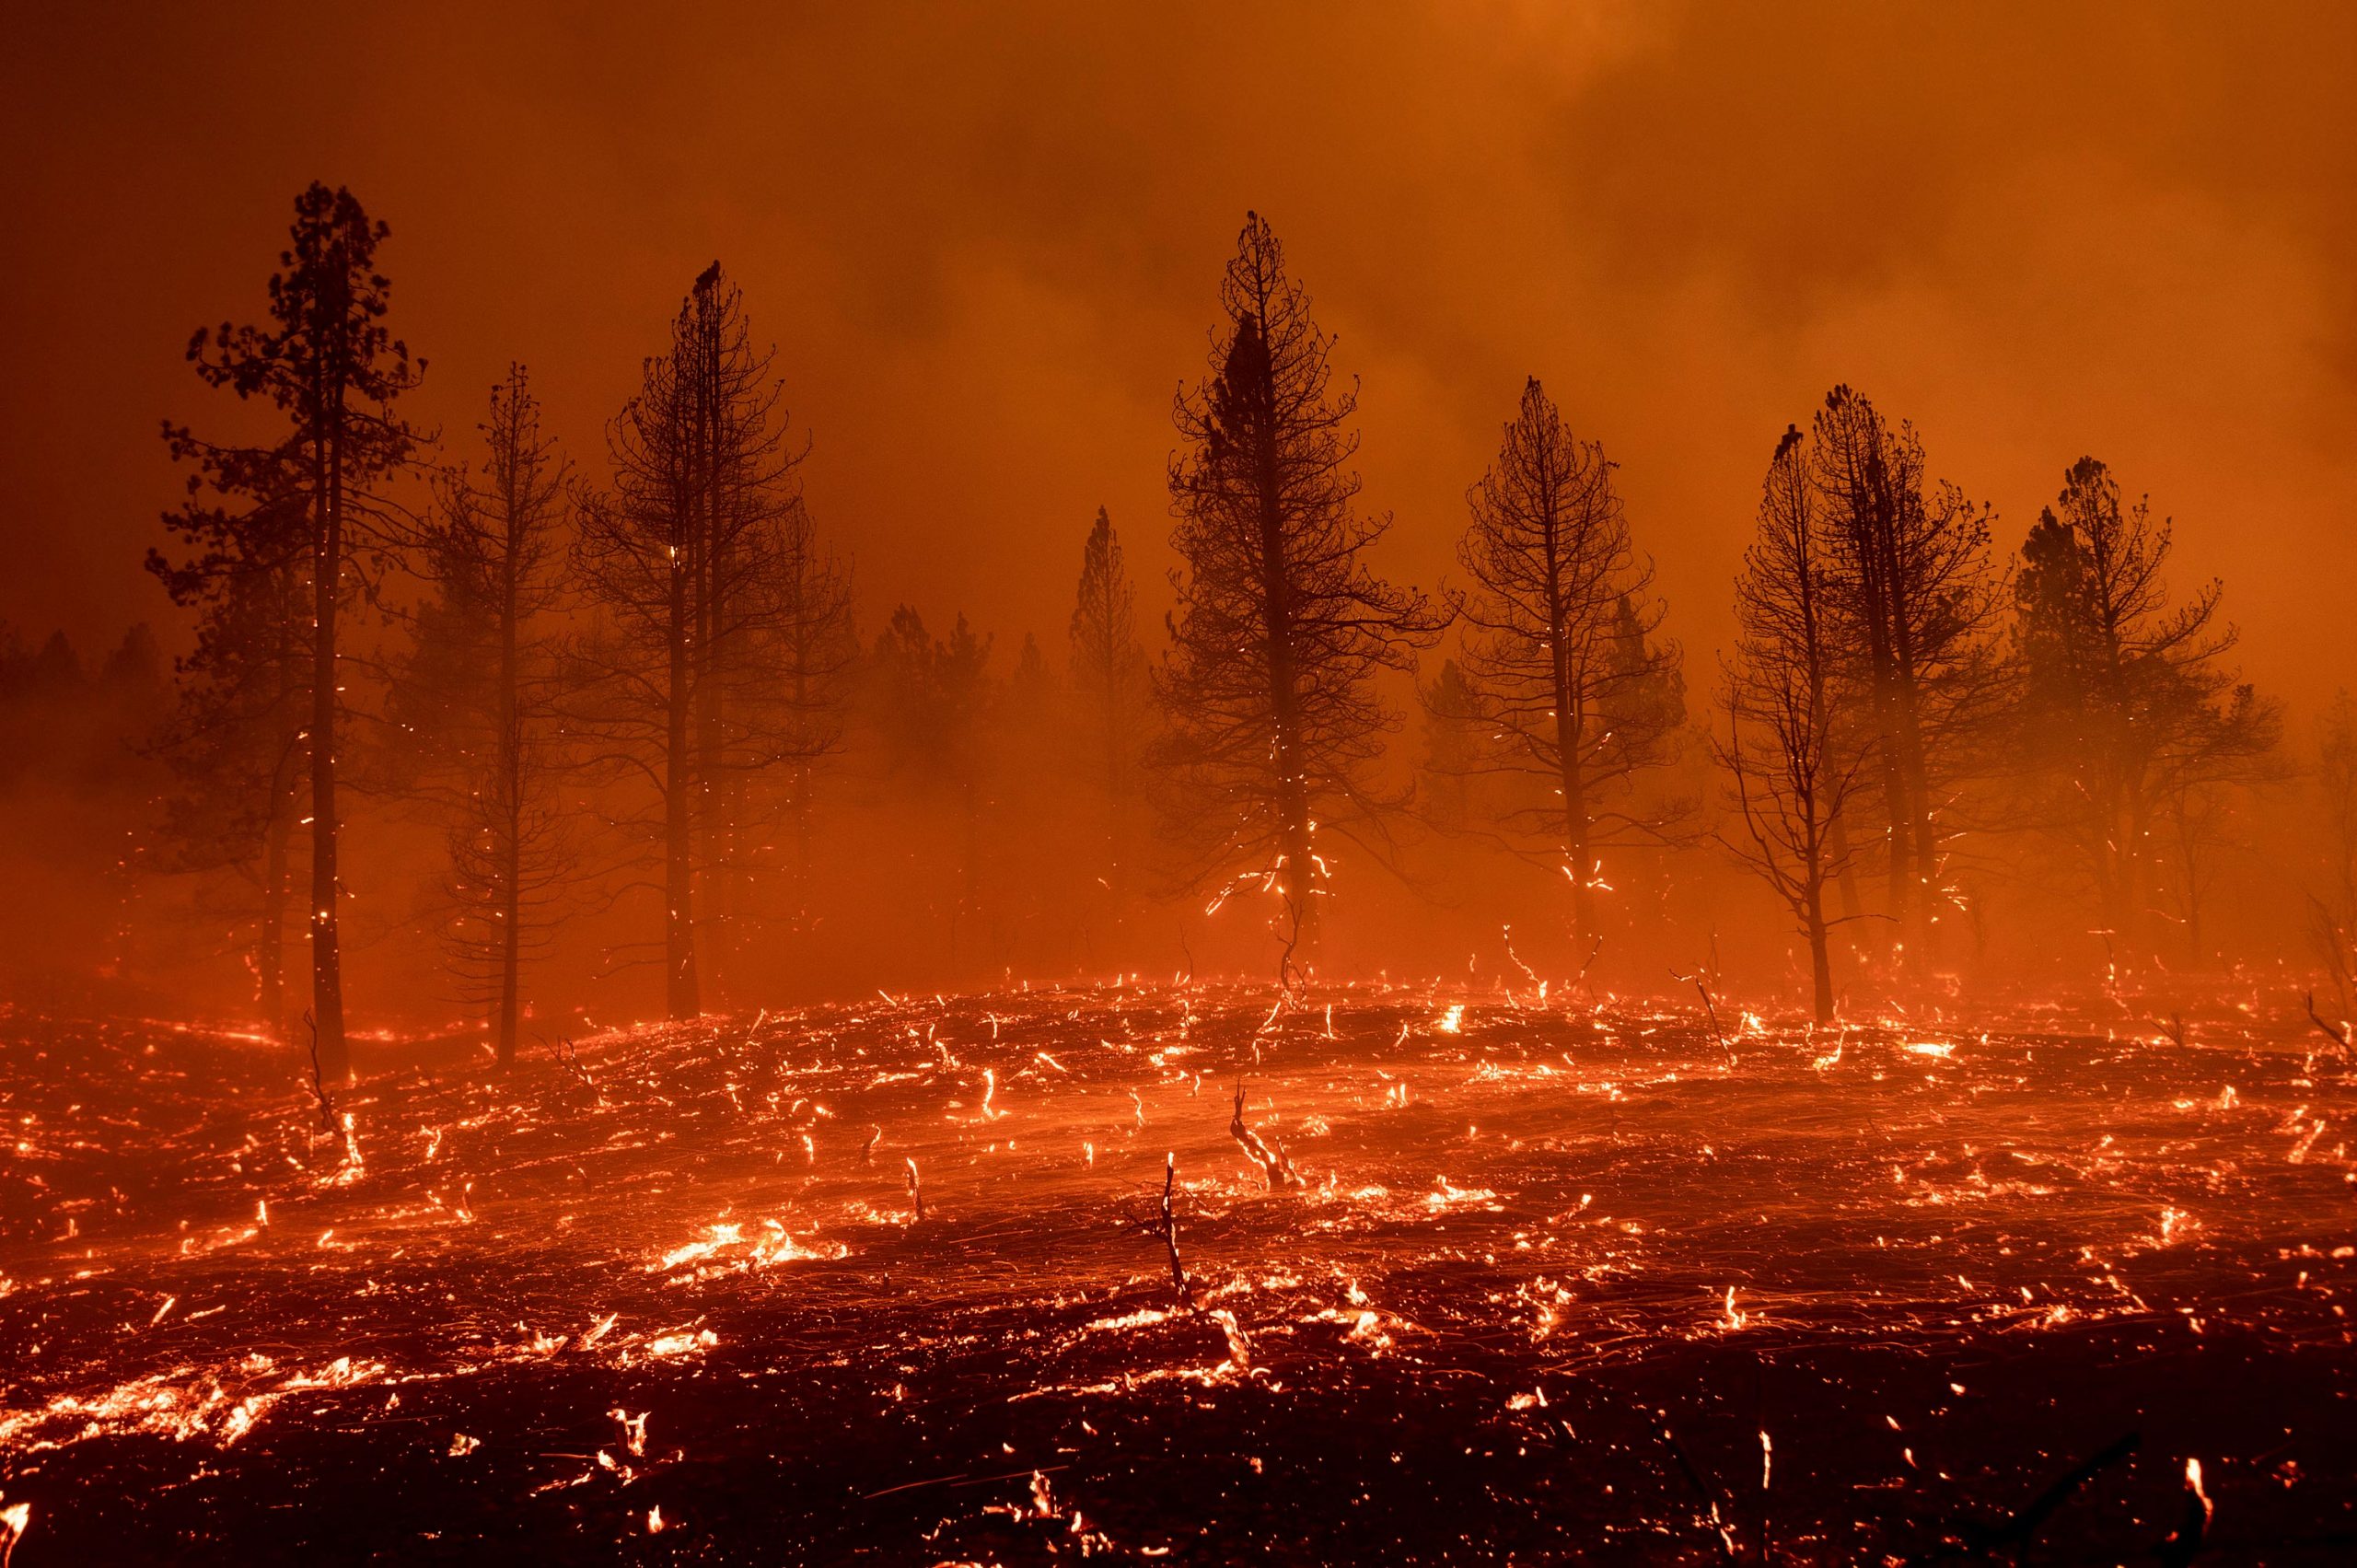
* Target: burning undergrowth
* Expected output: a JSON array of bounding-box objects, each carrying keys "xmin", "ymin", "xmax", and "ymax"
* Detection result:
[{"xmin": 0, "ymin": 985, "xmax": 2351, "ymax": 1562}]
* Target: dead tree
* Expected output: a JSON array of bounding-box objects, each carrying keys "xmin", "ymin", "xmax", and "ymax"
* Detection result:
[
  {"xmin": 1715, "ymin": 426, "xmax": 1873, "ymax": 1023},
  {"xmin": 1228, "ymin": 1079, "xmax": 1301, "ymax": 1190},
  {"xmin": 394, "ymin": 366, "xmax": 572, "ymax": 1067},
  {"xmin": 1810, "ymin": 386, "xmax": 2002, "ymax": 967},
  {"xmin": 1153, "ymin": 213, "xmax": 1446, "ymax": 964},
  {"xmin": 2014, "ymin": 458, "xmax": 2280, "ymax": 967},
  {"xmin": 158, "ymin": 184, "xmax": 424, "ymax": 1078},
  {"xmin": 1449, "ymin": 377, "xmax": 1685, "ymax": 941},
  {"xmin": 567, "ymin": 264, "xmax": 844, "ymax": 1017}
]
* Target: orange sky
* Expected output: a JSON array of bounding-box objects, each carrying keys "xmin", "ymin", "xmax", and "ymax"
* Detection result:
[{"xmin": 4, "ymin": 0, "xmax": 2352, "ymax": 710}]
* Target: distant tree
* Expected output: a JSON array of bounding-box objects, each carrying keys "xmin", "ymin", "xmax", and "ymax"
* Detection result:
[
  {"xmin": 1809, "ymin": 386, "xmax": 2003, "ymax": 965},
  {"xmin": 393, "ymin": 367, "xmax": 571, "ymax": 1067},
  {"xmin": 1154, "ymin": 213, "xmax": 1446, "ymax": 969},
  {"xmin": 1067, "ymin": 506, "xmax": 1150, "ymax": 912},
  {"xmin": 568, "ymin": 263, "xmax": 831, "ymax": 1017},
  {"xmin": 1716, "ymin": 427, "xmax": 1873, "ymax": 1023},
  {"xmin": 2013, "ymin": 458, "xmax": 2279, "ymax": 963},
  {"xmin": 154, "ymin": 184, "xmax": 424, "ymax": 1074},
  {"xmin": 873, "ymin": 607, "xmax": 995, "ymax": 965},
  {"xmin": 1448, "ymin": 377, "xmax": 1685, "ymax": 941},
  {"xmin": 772, "ymin": 493, "xmax": 856, "ymax": 938},
  {"xmin": 1417, "ymin": 658, "xmax": 1486, "ymax": 835},
  {"xmin": 2310, "ymin": 691, "xmax": 2357, "ymax": 1013}
]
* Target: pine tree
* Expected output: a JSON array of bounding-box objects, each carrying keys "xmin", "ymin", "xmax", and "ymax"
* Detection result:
[
  {"xmin": 1717, "ymin": 427, "xmax": 1874, "ymax": 1023},
  {"xmin": 1154, "ymin": 213, "xmax": 1446, "ymax": 970},
  {"xmin": 394, "ymin": 367, "xmax": 571, "ymax": 1067},
  {"xmin": 157, "ymin": 184, "xmax": 424, "ymax": 1075},
  {"xmin": 1450, "ymin": 377, "xmax": 1684, "ymax": 941}
]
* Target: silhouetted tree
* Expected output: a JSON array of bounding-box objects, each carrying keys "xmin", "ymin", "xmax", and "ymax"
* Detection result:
[
  {"xmin": 1154, "ymin": 213, "xmax": 1446, "ymax": 967},
  {"xmin": 155, "ymin": 184, "xmax": 424, "ymax": 1074},
  {"xmin": 568, "ymin": 263, "xmax": 831, "ymax": 1017},
  {"xmin": 393, "ymin": 367, "xmax": 571, "ymax": 1067},
  {"xmin": 1067, "ymin": 506, "xmax": 1150, "ymax": 916},
  {"xmin": 1808, "ymin": 385, "xmax": 2002, "ymax": 967},
  {"xmin": 1716, "ymin": 427, "xmax": 1873, "ymax": 1022},
  {"xmin": 2013, "ymin": 458, "xmax": 2279, "ymax": 963},
  {"xmin": 1449, "ymin": 377, "xmax": 1685, "ymax": 941}
]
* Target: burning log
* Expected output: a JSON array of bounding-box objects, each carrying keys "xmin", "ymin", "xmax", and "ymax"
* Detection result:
[
  {"xmin": 1229, "ymin": 1079, "xmax": 1301, "ymax": 1191},
  {"xmin": 2155, "ymin": 1457, "xmax": 2212, "ymax": 1568}
]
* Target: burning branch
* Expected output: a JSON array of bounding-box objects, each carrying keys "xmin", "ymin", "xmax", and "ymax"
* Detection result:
[
  {"xmin": 1229, "ymin": 1079, "xmax": 1301, "ymax": 1191},
  {"xmin": 2155, "ymin": 1457, "xmax": 2212, "ymax": 1568},
  {"xmin": 905, "ymin": 1157, "xmax": 925, "ymax": 1224},
  {"xmin": 1670, "ymin": 969, "xmax": 1735, "ymax": 1066},
  {"xmin": 2301, "ymin": 991, "xmax": 2351, "ymax": 1058},
  {"xmin": 1138, "ymin": 1152, "xmax": 1194, "ymax": 1310}
]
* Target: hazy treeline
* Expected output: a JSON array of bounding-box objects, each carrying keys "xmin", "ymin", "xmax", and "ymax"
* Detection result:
[{"xmin": 6, "ymin": 186, "xmax": 2348, "ymax": 1059}]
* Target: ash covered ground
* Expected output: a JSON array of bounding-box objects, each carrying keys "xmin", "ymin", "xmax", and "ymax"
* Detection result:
[{"xmin": 0, "ymin": 985, "xmax": 2352, "ymax": 1564}]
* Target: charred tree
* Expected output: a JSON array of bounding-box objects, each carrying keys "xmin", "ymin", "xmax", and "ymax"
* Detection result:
[
  {"xmin": 568, "ymin": 264, "xmax": 836, "ymax": 1017},
  {"xmin": 394, "ymin": 367, "xmax": 573, "ymax": 1068},
  {"xmin": 157, "ymin": 184, "xmax": 424, "ymax": 1078},
  {"xmin": 1449, "ymin": 377, "xmax": 1686, "ymax": 942},
  {"xmin": 1715, "ymin": 427, "xmax": 1873, "ymax": 1023},
  {"xmin": 1154, "ymin": 213, "xmax": 1446, "ymax": 966},
  {"xmin": 1808, "ymin": 386, "xmax": 2001, "ymax": 969},
  {"xmin": 2012, "ymin": 458, "xmax": 2279, "ymax": 965}
]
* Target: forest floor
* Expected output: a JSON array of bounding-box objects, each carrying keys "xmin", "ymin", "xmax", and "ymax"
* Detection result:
[{"xmin": 0, "ymin": 982, "xmax": 2353, "ymax": 1564}]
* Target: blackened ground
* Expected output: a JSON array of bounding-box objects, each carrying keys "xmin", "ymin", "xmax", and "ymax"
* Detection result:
[{"xmin": 0, "ymin": 985, "xmax": 2351, "ymax": 1563}]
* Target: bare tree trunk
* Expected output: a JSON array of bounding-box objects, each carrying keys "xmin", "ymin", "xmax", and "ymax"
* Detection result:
[
  {"xmin": 1805, "ymin": 878, "xmax": 1834, "ymax": 1025},
  {"xmin": 308, "ymin": 401, "xmax": 349, "ymax": 1083},
  {"xmin": 666, "ymin": 563, "xmax": 700, "ymax": 1019}
]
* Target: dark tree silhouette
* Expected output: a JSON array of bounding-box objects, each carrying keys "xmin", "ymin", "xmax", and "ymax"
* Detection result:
[
  {"xmin": 568, "ymin": 263, "xmax": 833, "ymax": 1017},
  {"xmin": 394, "ymin": 367, "xmax": 571, "ymax": 1067},
  {"xmin": 1448, "ymin": 377, "xmax": 1685, "ymax": 941},
  {"xmin": 1716, "ymin": 427, "xmax": 1873, "ymax": 1023},
  {"xmin": 1067, "ymin": 506, "xmax": 1150, "ymax": 918},
  {"xmin": 155, "ymin": 184, "xmax": 424, "ymax": 1077},
  {"xmin": 1808, "ymin": 385, "xmax": 2003, "ymax": 968},
  {"xmin": 2013, "ymin": 458, "xmax": 2279, "ymax": 962},
  {"xmin": 1154, "ymin": 213, "xmax": 1446, "ymax": 966}
]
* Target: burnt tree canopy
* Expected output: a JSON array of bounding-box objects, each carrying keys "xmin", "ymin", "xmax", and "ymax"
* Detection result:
[{"xmin": 1153, "ymin": 213, "xmax": 1445, "ymax": 965}]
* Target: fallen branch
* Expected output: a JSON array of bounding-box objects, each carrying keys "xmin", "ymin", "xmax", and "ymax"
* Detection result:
[
  {"xmin": 1919, "ymin": 1429, "xmax": 2140, "ymax": 1564},
  {"xmin": 1229, "ymin": 1079, "xmax": 1301, "ymax": 1191},
  {"xmin": 2302, "ymin": 991, "xmax": 2351, "ymax": 1057},
  {"xmin": 1671, "ymin": 969, "xmax": 1736, "ymax": 1066}
]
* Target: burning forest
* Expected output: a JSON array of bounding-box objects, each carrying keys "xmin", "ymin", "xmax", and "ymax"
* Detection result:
[{"xmin": 3, "ymin": 5, "xmax": 2355, "ymax": 1563}]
